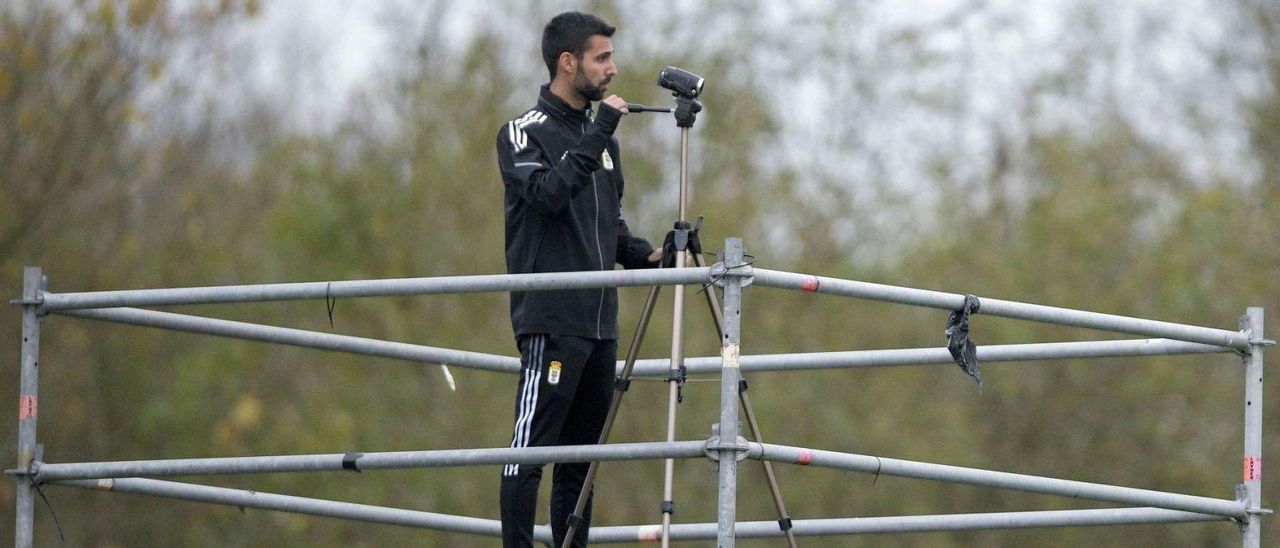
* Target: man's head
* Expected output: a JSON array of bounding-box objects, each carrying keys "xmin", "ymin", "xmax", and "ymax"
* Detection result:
[{"xmin": 542, "ymin": 12, "xmax": 617, "ymax": 103}]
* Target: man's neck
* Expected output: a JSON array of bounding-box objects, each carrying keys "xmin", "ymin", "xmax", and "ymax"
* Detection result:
[{"xmin": 549, "ymin": 78, "xmax": 588, "ymax": 110}]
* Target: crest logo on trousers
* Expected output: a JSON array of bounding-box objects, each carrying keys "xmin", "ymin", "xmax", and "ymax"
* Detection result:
[{"xmin": 548, "ymin": 361, "xmax": 562, "ymax": 385}]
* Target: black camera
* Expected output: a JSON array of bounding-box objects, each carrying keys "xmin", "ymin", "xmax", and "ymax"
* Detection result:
[{"xmin": 657, "ymin": 66, "xmax": 705, "ymax": 99}]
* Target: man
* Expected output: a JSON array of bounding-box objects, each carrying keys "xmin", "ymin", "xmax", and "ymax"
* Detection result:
[{"xmin": 495, "ymin": 11, "xmax": 662, "ymax": 548}]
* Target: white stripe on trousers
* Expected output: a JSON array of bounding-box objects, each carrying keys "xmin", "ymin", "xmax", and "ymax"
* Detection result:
[{"xmin": 505, "ymin": 335, "xmax": 544, "ymax": 476}]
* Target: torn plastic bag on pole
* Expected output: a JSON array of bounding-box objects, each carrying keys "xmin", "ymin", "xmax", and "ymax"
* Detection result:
[{"xmin": 946, "ymin": 294, "xmax": 982, "ymax": 392}]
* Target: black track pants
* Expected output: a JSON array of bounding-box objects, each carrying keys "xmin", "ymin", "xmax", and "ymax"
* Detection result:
[{"xmin": 501, "ymin": 334, "xmax": 616, "ymax": 548}]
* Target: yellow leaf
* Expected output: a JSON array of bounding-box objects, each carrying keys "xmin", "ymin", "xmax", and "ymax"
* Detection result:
[{"xmin": 231, "ymin": 394, "xmax": 263, "ymax": 429}]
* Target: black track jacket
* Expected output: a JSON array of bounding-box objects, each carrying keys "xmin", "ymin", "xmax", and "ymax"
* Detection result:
[{"xmin": 497, "ymin": 85, "xmax": 656, "ymax": 340}]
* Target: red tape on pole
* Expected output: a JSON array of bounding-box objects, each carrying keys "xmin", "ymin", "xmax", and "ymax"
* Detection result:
[
  {"xmin": 1244, "ymin": 456, "xmax": 1261, "ymax": 481},
  {"xmin": 19, "ymin": 395, "xmax": 36, "ymax": 419}
]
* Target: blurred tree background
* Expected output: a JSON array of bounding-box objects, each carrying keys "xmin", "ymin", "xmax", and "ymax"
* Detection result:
[{"xmin": 1, "ymin": 0, "xmax": 1276, "ymax": 546}]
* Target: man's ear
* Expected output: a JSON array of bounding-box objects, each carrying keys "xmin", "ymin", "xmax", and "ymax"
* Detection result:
[{"xmin": 558, "ymin": 51, "xmax": 577, "ymax": 76}]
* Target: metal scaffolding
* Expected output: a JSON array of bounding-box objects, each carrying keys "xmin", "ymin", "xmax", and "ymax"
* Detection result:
[{"xmin": 7, "ymin": 241, "xmax": 1271, "ymax": 546}]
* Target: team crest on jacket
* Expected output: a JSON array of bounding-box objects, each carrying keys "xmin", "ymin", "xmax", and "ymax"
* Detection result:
[
  {"xmin": 601, "ymin": 150, "xmax": 614, "ymax": 171},
  {"xmin": 547, "ymin": 360, "xmax": 562, "ymax": 385}
]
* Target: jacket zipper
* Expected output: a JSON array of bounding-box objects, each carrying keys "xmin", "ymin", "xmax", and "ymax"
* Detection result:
[{"xmin": 581, "ymin": 117, "xmax": 606, "ymax": 338}]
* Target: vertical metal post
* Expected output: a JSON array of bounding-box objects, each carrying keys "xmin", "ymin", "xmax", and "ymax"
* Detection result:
[
  {"xmin": 692, "ymin": 252, "xmax": 798, "ymax": 547},
  {"xmin": 1241, "ymin": 307, "xmax": 1264, "ymax": 548},
  {"xmin": 717, "ymin": 239, "xmax": 746, "ymax": 547},
  {"xmin": 15, "ymin": 267, "xmax": 44, "ymax": 548},
  {"xmin": 678, "ymin": 127, "xmax": 689, "ymax": 222},
  {"xmin": 660, "ymin": 126, "xmax": 693, "ymax": 548}
]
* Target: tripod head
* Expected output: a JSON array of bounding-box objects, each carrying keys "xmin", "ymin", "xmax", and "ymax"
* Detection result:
[{"xmin": 627, "ymin": 67, "xmax": 705, "ymax": 127}]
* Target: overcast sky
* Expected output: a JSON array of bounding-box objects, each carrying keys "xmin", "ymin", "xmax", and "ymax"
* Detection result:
[{"xmin": 219, "ymin": 0, "xmax": 1268, "ymax": 232}]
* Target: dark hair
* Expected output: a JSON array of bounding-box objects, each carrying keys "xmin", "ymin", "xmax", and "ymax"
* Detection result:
[{"xmin": 541, "ymin": 12, "xmax": 615, "ymax": 81}]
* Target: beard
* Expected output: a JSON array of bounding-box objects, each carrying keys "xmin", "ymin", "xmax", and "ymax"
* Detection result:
[{"xmin": 572, "ymin": 66, "xmax": 609, "ymax": 102}]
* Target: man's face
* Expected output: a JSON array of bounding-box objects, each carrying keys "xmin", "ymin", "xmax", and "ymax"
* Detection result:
[{"xmin": 571, "ymin": 35, "xmax": 617, "ymax": 102}]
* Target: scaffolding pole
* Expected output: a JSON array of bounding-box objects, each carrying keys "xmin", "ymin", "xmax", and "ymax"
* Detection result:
[
  {"xmin": 754, "ymin": 443, "xmax": 1246, "ymax": 518},
  {"xmin": 31, "ymin": 441, "xmax": 708, "ymax": 482},
  {"xmin": 54, "ymin": 477, "xmax": 510, "ymax": 540},
  {"xmin": 31, "ymin": 439, "xmax": 1246, "ymax": 520},
  {"xmin": 751, "ymin": 269, "xmax": 1250, "ymax": 350},
  {"xmin": 634, "ymin": 338, "xmax": 1231, "ymax": 376},
  {"xmin": 58, "ymin": 307, "xmax": 1228, "ymax": 379},
  {"xmin": 13, "ymin": 267, "xmax": 42, "ymax": 548},
  {"xmin": 587, "ymin": 508, "xmax": 1226, "ymax": 541},
  {"xmin": 1241, "ymin": 307, "xmax": 1266, "ymax": 548},
  {"xmin": 59, "ymin": 307, "xmax": 522, "ymax": 373},
  {"xmin": 714, "ymin": 238, "xmax": 748, "ymax": 546},
  {"xmin": 41, "ymin": 266, "xmax": 1248, "ymax": 352},
  {"xmin": 53, "ymin": 478, "xmax": 1225, "ymax": 543},
  {"xmin": 39, "ymin": 267, "xmax": 712, "ymax": 311}
]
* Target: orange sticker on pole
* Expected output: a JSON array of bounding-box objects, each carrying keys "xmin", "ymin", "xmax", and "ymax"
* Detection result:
[
  {"xmin": 1244, "ymin": 456, "xmax": 1261, "ymax": 481},
  {"xmin": 19, "ymin": 395, "xmax": 36, "ymax": 419}
]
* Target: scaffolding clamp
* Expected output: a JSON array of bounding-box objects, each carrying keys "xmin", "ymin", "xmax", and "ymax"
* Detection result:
[
  {"xmin": 5, "ymin": 457, "xmax": 42, "ymax": 482},
  {"xmin": 342, "ymin": 452, "xmax": 363, "ymax": 473},
  {"xmin": 10, "ymin": 293, "xmax": 46, "ymax": 317},
  {"xmin": 667, "ymin": 365, "xmax": 688, "ymax": 403},
  {"xmin": 709, "ymin": 259, "xmax": 753, "ymax": 289},
  {"xmin": 703, "ymin": 434, "xmax": 750, "ymax": 462},
  {"xmin": 614, "ymin": 376, "xmax": 632, "ymax": 392},
  {"xmin": 1232, "ymin": 484, "xmax": 1272, "ymax": 524}
]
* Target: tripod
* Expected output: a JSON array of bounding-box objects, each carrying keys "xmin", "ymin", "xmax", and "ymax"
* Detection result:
[{"xmin": 559, "ymin": 89, "xmax": 799, "ymax": 548}]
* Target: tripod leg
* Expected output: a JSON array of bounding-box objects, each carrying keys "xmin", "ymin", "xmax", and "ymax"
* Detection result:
[
  {"xmin": 661, "ymin": 250, "xmax": 689, "ymax": 548},
  {"xmin": 694, "ymin": 253, "xmax": 799, "ymax": 548},
  {"xmin": 559, "ymin": 285, "xmax": 663, "ymax": 548}
]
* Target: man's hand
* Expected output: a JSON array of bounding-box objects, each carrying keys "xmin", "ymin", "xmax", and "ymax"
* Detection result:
[{"xmin": 602, "ymin": 95, "xmax": 629, "ymax": 114}]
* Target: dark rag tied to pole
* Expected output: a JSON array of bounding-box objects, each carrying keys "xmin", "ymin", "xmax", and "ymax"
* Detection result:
[{"xmin": 946, "ymin": 294, "xmax": 982, "ymax": 392}]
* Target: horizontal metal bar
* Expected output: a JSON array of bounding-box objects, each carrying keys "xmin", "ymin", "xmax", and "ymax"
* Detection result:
[
  {"xmin": 40, "ymin": 267, "xmax": 713, "ymax": 311},
  {"xmin": 58, "ymin": 307, "xmax": 522, "ymax": 373},
  {"xmin": 54, "ymin": 477, "xmax": 510, "ymax": 539},
  {"xmin": 751, "ymin": 269, "xmax": 1250, "ymax": 350},
  {"xmin": 34, "ymin": 441, "xmax": 709, "ymax": 482},
  {"xmin": 55, "ymin": 477, "xmax": 1223, "ymax": 543},
  {"xmin": 628, "ymin": 338, "xmax": 1230, "ymax": 376},
  {"xmin": 55, "ymin": 307, "xmax": 1229, "ymax": 379},
  {"xmin": 40, "ymin": 267, "xmax": 1247, "ymax": 351},
  {"xmin": 591, "ymin": 507, "xmax": 1225, "ymax": 541},
  {"xmin": 755, "ymin": 443, "xmax": 1246, "ymax": 519}
]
